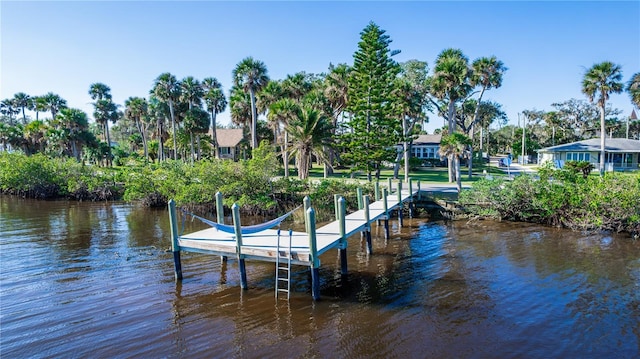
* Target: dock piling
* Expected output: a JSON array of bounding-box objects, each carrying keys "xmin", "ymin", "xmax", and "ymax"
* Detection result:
[
  {"xmin": 215, "ymin": 192, "xmax": 228, "ymax": 263},
  {"xmin": 304, "ymin": 196, "xmax": 311, "ymax": 233},
  {"xmin": 364, "ymin": 195, "xmax": 372, "ymax": 255},
  {"xmin": 306, "ymin": 207, "xmax": 321, "ymax": 301},
  {"xmin": 387, "ymin": 177, "xmax": 393, "ymax": 193},
  {"xmin": 408, "ymin": 179, "xmax": 414, "ymax": 218},
  {"xmin": 338, "ymin": 196, "xmax": 348, "ymax": 276},
  {"xmin": 382, "ymin": 188, "xmax": 390, "ymax": 239},
  {"xmin": 168, "ymin": 200, "xmax": 182, "ymax": 281},
  {"xmin": 232, "ymin": 204, "xmax": 247, "ymax": 290},
  {"xmin": 397, "ymin": 180, "xmax": 404, "ymax": 227}
]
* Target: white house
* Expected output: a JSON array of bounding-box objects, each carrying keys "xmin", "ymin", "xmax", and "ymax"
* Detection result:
[
  {"xmin": 408, "ymin": 134, "xmax": 442, "ymax": 160},
  {"xmin": 538, "ymin": 138, "xmax": 640, "ymax": 171}
]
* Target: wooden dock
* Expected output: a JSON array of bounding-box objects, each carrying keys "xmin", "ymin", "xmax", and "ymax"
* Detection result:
[{"xmin": 168, "ymin": 179, "xmax": 423, "ymax": 300}]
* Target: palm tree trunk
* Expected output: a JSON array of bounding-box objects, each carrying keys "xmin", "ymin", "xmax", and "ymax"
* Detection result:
[
  {"xmin": 105, "ymin": 122, "xmax": 112, "ymax": 167},
  {"xmin": 249, "ymin": 89, "xmax": 258, "ymax": 149},
  {"xmin": 468, "ymin": 123, "xmax": 475, "ymax": 179},
  {"xmin": 190, "ymin": 133, "xmax": 195, "ymax": 165},
  {"xmin": 169, "ymin": 100, "xmax": 177, "ymax": 160},
  {"xmin": 158, "ymin": 118, "xmax": 165, "ymax": 162},
  {"xmin": 455, "ymin": 156, "xmax": 462, "ymax": 193},
  {"xmin": 447, "ymin": 100, "xmax": 455, "ymax": 183},
  {"xmin": 599, "ymin": 105, "xmax": 606, "ymax": 175},
  {"xmin": 210, "ymin": 110, "xmax": 218, "ymax": 159},
  {"xmin": 283, "ymin": 132, "xmax": 289, "ymax": 178}
]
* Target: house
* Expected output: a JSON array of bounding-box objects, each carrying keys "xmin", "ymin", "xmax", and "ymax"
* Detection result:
[
  {"xmin": 538, "ymin": 138, "xmax": 640, "ymax": 171},
  {"xmin": 209, "ymin": 128, "xmax": 244, "ymax": 161},
  {"xmin": 408, "ymin": 134, "xmax": 442, "ymax": 160}
]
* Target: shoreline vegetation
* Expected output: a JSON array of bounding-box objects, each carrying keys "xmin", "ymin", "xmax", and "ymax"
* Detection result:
[{"xmin": 1, "ymin": 151, "xmax": 639, "ymax": 237}]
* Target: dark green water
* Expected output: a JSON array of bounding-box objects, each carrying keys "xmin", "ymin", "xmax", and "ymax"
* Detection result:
[{"xmin": 1, "ymin": 196, "xmax": 639, "ymax": 358}]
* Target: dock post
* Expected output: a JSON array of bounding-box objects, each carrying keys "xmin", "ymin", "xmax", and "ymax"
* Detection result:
[
  {"xmin": 334, "ymin": 194, "xmax": 340, "ymax": 221},
  {"xmin": 382, "ymin": 188, "xmax": 389, "ymax": 239},
  {"xmin": 306, "ymin": 207, "xmax": 321, "ymax": 301},
  {"xmin": 232, "ymin": 204, "xmax": 247, "ymax": 290},
  {"xmin": 374, "ymin": 181, "xmax": 380, "ymax": 201},
  {"xmin": 408, "ymin": 178, "xmax": 414, "ymax": 218},
  {"xmin": 387, "ymin": 177, "xmax": 393, "ymax": 194},
  {"xmin": 168, "ymin": 200, "xmax": 182, "ymax": 281},
  {"xmin": 397, "ymin": 180, "xmax": 404, "ymax": 227},
  {"xmin": 304, "ymin": 196, "xmax": 311, "ymax": 234},
  {"xmin": 357, "ymin": 188, "xmax": 363, "ymax": 210},
  {"xmin": 338, "ymin": 197, "xmax": 348, "ymax": 276},
  {"xmin": 364, "ymin": 195, "xmax": 372, "ymax": 255},
  {"xmin": 216, "ymin": 192, "xmax": 228, "ymax": 263}
]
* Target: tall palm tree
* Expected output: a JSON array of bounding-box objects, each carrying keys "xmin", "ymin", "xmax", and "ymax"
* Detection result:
[
  {"xmin": 269, "ymin": 98, "xmax": 300, "ymax": 177},
  {"xmin": 42, "ymin": 92, "xmax": 67, "ymax": 120},
  {"xmin": 88, "ymin": 83, "xmax": 112, "ymax": 101},
  {"xmin": 286, "ymin": 106, "xmax": 333, "ymax": 179},
  {"xmin": 124, "ymin": 97, "xmax": 149, "ymax": 160},
  {"xmin": 467, "ymin": 56, "xmax": 506, "ymax": 178},
  {"xmin": 203, "ymin": 77, "xmax": 227, "ymax": 158},
  {"xmin": 13, "ymin": 92, "xmax": 31, "ymax": 124},
  {"xmin": 582, "ymin": 61, "xmax": 624, "ymax": 175},
  {"xmin": 152, "ymin": 73, "xmax": 181, "ymax": 160},
  {"xmin": 438, "ymin": 133, "xmax": 471, "ymax": 193},
  {"xmin": 56, "ymin": 108, "xmax": 90, "ymax": 160},
  {"xmin": 0, "ymin": 99, "xmax": 19, "ymax": 123},
  {"xmin": 180, "ymin": 76, "xmax": 203, "ymax": 110},
  {"xmin": 627, "ymin": 72, "xmax": 640, "ymax": 108},
  {"xmin": 28, "ymin": 96, "xmax": 48, "ymax": 121},
  {"xmin": 429, "ymin": 49, "xmax": 472, "ymax": 183},
  {"xmin": 88, "ymin": 83, "xmax": 117, "ymax": 163},
  {"xmin": 232, "ymin": 57, "xmax": 269, "ymax": 149}
]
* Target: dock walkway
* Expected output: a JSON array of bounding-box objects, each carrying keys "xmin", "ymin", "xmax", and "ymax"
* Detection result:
[{"xmin": 169, "ymin": 180, "xmax": 431, "ymax": 300}]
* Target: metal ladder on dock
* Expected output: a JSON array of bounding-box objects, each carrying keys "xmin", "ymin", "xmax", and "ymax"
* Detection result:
[{"xmin": 275, "ymin": 229, "xmax": 292, "ymax": 299}]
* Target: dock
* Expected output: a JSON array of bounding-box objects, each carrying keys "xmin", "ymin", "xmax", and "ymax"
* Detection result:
[{"xmin": 168, "ymin": 179, "xmax": 426, "ymax": 300}]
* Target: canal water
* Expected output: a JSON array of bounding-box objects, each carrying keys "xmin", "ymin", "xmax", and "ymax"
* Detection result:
[{"xmin": 1, "ymin": 196, "xmax": 639, "ymax": 358}]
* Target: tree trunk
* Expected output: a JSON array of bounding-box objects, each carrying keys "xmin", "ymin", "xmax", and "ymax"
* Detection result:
[
  {"xmin": 599, "ymin": 104, "xmax": 606, "ymax": 175},
  {"xmin": 283, "ymin": 132, "xmax": 289, "ymax": 178},
  {"xmin": 190, "ymin": 133, "xmax": 195, "ymax": 165},
  {"xmin": 249, "ymin": 89, "xmax": 258, "ymax": 149},
  {"xmin": 169, "ymin": 100, "xmax": 177, "ymax": 160},
  {"xmin": 455, "ymin": 156, "xmax": 462, "ymax": 193},
  {"xmin": 105, "ymin": 122, "xmax": 112, "ymax": 167},
  {"xmin": 158, "ymin": 118, "xmax": 165, "ymax": 162},
  {"xmin": 393, "ymin": 150, "xmax": 402, "ymax": 179},
  {"xmin": 468, "ymin": 123, "xmax": 475, "ymax": 179},
  {"xmin": 210, "ymin": 110, "xmax": 218, "ymax": 158},
  {"xmin": 447, "ymin": 100, "xmax": 456, "ymax": 183}
]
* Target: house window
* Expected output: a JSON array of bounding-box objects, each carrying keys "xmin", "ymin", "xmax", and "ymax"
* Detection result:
[
  {"xmin": 566, "ymin": 152, "xmax": 590, "ymax": 162},
  {"xmin": 220, "ymin": 147, "xmax": 230, "ymax": 155}
]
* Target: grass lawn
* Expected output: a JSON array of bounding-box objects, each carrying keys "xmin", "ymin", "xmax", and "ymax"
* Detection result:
[{"xmin": 293, "ymin": 161, "xmax": 511, "ymax": 184}]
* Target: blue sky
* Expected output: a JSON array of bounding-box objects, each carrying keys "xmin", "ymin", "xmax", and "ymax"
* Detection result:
[{"xmin": 2, "ymin": 1, "xmax": 639, "ymax": 133}]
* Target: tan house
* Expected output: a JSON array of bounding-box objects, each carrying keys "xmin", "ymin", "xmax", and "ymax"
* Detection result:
[
  {"xmin": 538, "ymin": 138, "xmax": 640, "ymax": 171},
  {"xmin": 209, "ymin": 128, "xmax": 245, "ymax": 161}
]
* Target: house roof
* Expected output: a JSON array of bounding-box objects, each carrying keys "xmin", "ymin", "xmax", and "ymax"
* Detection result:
[
  {"xmin": 413, "ymin": 134, "xmax": 442, "ymax": 145},
  {"xmin": 209, "ymin": 128, "xmax": 244, "ymax": 148},
  {"xmin": 538, "ymin": 138, "xmax": 640, "ymax": 153}
]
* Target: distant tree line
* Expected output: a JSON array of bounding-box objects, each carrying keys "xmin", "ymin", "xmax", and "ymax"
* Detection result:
[{"xmin": 2, "ymin": 22, "xmax": 639, "ymax": 183}]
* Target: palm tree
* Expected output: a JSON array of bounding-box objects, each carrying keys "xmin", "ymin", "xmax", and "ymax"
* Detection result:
[
  {"xmin": 56, "ymin": 108, "xmax": 90, "ymax": 160},
  {"xmin": 269, "ymin": 98, "xmax": 299, "ymax": 177},
  {"xmin": 124, "ymin": 97, "xmax": 149, "ymax": 160},
  {"xmin": 180, "ymin": 76, "xmax": 203, "ymax": 110},
  {"xmin": 582, "ymin": 61, "xmax": 624, "ymax": 175},
  {"xmin": 12, "ymin": 92, "xmax": 31, "ymax": 124},
  {"xmin": 286, "ymin": 106, "xmax": 333, "ymax": 179},
  {"xmin": 627, "ymin": 72, "xmax": 640, "ymax": 108},
  {"xmin": 467, "ymin": 56, "xmax": 506, "ymax": 178},
  {"xmin": 0, "ymin": 99, "xmax": 20, "ymax": 123},
  {"xmin": 152, "ymin": 73, "xmax": 181, "ymax": 160},
  {"xmin": 203, "ymin": 77, "xmax": 227, "ymax": 158},
  {"xmin": 42, "ymin": 92, "xmax": 67, "ymax": 120},
  {"xmin": 183, "ymin": 107, "xmax": 210, "ymax": 163},
  {"xmin": 429, "ymin": 49, "xmax": 472, "ymax": 183},
  {"xmin": 28, "ymin": 96, "xmax": 48, "ymax": 121},
  {"xmin": 88, "ymin": 83, "xmax": 117, "ymax": 163},
  {"xmin": 88, "ymin": 83, "xmax": 112, "ymax": 101},
  {"xmin": 232, "ymin": 57, "xmax": 269, "ymax": 149},
  {"xmin": 438, "ymin": 133, "xmax": 471, "ymax": 193},
  {"xmin": 23, "ymin": 120, "xmax": 48, "ymax": 154}
]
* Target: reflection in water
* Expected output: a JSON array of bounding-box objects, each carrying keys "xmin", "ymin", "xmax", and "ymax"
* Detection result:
[{"xmin": 1, "ymin": 196, "xmax": 639, "ymax": 358}]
